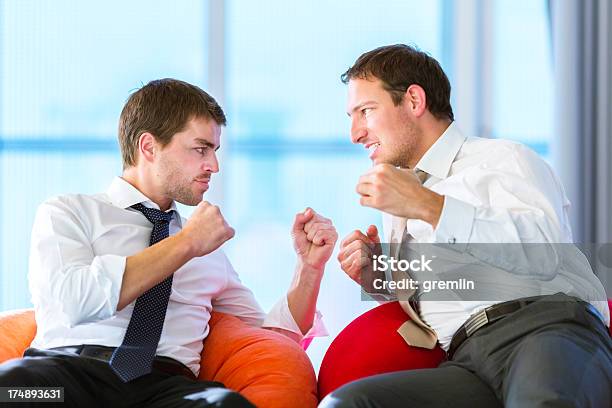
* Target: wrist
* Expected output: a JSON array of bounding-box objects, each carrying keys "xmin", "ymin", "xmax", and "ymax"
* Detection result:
[
  {"xmin": 420, "ymin": 190, "xmax": 445, "ymax": 228},
  {"xmin": 174, "ymin": 230, "xmax": 199, "ymax": 259},
  {"xmin": 295, "ymin": 260, "xmax": 325, "ymax": 283}
]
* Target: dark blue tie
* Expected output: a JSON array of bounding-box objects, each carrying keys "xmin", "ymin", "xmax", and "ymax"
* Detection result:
[{"xmin": 109, "ymin": 203, "xmax": 175, "ymax": 382}]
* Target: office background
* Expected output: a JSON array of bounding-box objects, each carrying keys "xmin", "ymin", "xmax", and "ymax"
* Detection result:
[{"xmin": 1, "ymin": 0, "xmax": 610, "ymax": 371}]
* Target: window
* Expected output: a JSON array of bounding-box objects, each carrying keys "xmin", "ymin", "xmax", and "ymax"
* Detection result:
[
  {"xmin": 223, "ymin": 0, "xmax": 446, "ymax": 369},
  {"xmin": 492, "ymin": 0, "xmax": 553, "ymax": 158},
  {"xmin": 1, "ymin": 0, "xmax": 555, "ymax": 372},
  {"xmin": 0, "ymin": 0, "xmax": 208, "ymax": 309}
]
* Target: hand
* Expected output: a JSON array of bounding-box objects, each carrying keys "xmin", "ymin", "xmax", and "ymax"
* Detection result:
[
  {"xmin": 292, "ymin": 208, "xmax": 338, "ymax": 271},
  {"xmin": 179, "ymin": 201, "xmax": 235, "ymax": 257},
  {"xmin": 356, "ymin": 164, "xmax": 444, "ymax": 227},
  {"xmin": 337, "ymin": 225, "xmax": 383, "ymax": 289}
]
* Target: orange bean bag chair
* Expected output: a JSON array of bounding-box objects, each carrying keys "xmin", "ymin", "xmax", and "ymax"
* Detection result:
[{"xmin": 0, "ymin": 309, "xmax": 317, "ymax": 408}]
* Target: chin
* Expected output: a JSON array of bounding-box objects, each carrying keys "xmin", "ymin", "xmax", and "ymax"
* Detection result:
[
  {"xmin": 370, "ymin": 154, "xmax": 383, "ymax": 165},
  {"xmin": 193, "ymin": 192, "xmax": 206, "ymax": 204},
  {"xmin": 372, "ymin": 156, "xmax": 390, "ymax": 166},
  {"xmin": 176, "ymin": 194, "xmax": 204, "ymax": 207}
]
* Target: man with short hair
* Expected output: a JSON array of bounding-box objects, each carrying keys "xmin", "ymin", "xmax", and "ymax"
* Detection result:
[
  {"xmin": 0, "ymin": 78, "xmax": 337, "ymax": 407},
  {"xmin": 322, "ymin": 44, "xmax": 611, "ymax": 407}
]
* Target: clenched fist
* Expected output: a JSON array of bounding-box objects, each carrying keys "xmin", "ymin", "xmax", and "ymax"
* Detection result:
[
  {"xmin": 356, "ymin": 164, "xmax": 444, "ymax": 227},
  {"xmin": 337, "ymin": 225, "xmax": 383, "ymax": 290},
  {"xmin": 179, "ymin": 201, "xmax": 235, "ymax": 257},
  {"xmin": 292, "ymin": 208, "xmax": 338, "ymax": 271}
]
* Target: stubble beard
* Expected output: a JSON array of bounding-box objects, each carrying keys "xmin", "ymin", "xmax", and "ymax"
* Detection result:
[
  {"xmin": 159, "ymin": 159, "xmax": 203, "ymax": 206},
  {"xmin": 386, "ymin": 116, "xmax": 421, "ymax": 169}
]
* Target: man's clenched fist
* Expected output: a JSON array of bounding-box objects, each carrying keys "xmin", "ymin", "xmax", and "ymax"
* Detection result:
[
  {"xmin": 356, "ymin": 164, "xmax": 444, "ymax": 227},
  {"xmin": 337, "ymin": 225, "xmax": 382, "ymax": 289},
  {"xmin": 292, "ymin": 208, "xmax": 338, "ymax": 271},
  {"xmin": 179, "ymin": 201, "xmax": 235, "ymax": 257}
]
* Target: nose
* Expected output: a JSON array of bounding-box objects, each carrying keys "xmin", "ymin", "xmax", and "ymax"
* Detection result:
[
  {"xmin": 350, "ymin": 116, "xmax": 367, "ymax": 144},
  {"xmin": 203, "ymin": 151, "xmax": 219, "ymax": 173}
]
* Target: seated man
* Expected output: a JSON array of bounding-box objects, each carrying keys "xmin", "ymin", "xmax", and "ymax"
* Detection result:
[
  {"xmin": 0, "ymin": 79, "xmax": 338, "ymax": 407},
  {"xmin": 325, "ymin": 44, "xmax": 611, "ymax": 407}
]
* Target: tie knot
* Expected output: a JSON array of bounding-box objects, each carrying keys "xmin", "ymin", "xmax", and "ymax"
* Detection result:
[
  {"xmin": 415, "ymin": 169, "xmax": 429, "ymax": 185},
  {"xmin": 131, "ymin": 203, "xmax": 173, "ymax": 225}
]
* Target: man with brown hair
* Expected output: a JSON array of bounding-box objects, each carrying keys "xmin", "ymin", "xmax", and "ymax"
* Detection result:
[
  {"xmin": 323, "ymin": 45, "xmax": 611, "ymax": 407},
  {"xmin": 0, "ymin": 79, "xmax": 337, "ymax": 407}
]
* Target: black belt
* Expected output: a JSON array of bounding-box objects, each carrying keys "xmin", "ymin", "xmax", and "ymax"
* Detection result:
[
  {"xmin": 448, "ymin": 295, "xmax": 564, "ymax": 359},
  {"xmin": 50, "ymin": 345, "xmax": 195, "ymax": 380}
]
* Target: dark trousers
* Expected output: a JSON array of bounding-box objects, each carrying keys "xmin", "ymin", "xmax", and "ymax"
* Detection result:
[
  {"xmin": 0, "ymin": 348, "xmax": 255, "ymax": 408},
  {"xmin": 320, "ymin": 294, "xmax": 612, "ymax": 408}
]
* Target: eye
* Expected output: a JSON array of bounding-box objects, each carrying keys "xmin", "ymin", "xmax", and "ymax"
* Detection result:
[
  {"xmin": 194, "ymin": 147, "xmax": 208, "ymax": 155},
  {"xmin": 362, "ymin": 107, "xmax": 373, "ymax": 116}
]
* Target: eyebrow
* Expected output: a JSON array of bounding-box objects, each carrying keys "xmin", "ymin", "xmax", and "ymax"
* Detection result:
[
  {"xmin": 194, "ymin": 138, "xmax": 220, "ymax": 151},
  {"xmin": 347, "ymin": 100, "xmax": 377, "ymax": 117}
]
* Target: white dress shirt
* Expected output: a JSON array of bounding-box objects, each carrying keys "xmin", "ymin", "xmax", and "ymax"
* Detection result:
[
  {"xmin": 382, "ymin": 122, "xmax": 610, "ymax": 350},
  {"xmin": 28, "ymin": 177, "xmax": 325, "ymax": 375}
]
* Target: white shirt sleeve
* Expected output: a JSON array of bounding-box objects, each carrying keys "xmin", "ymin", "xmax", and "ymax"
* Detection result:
[
  {"xmin": 213, "ymin": 255, "xmax": 328, "ymax": 347},
  {"xmin": 262, "ymin": 295, "xmax": 328, "ymax": 348},
  {"xmin": 211, "ymin": 255, "xmax": 267, "ymax": 327},
  {"xmin": 432, "ymin": 144, "xmax": 572, "ymax": 279},
  {"xmin": 28, "ymin": 199, "xmax": 126, "ymax": 327}
]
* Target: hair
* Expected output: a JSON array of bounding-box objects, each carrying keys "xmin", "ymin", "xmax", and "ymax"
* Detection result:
[
  {"xmin": 341, "ymin": 44, "xmax": 454, "ymax": 121},
  {"xmin": 118, "ymin": 78, "xmax": 226, "ymax": 169}
]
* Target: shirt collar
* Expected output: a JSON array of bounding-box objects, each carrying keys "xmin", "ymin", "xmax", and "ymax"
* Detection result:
[
  {"xmin": 106, "ymin": 176, "xmax": 180, "ymax": 216},
  {"xmin": 414, "ymin": 122, "xmax": 466, "ymax": 180}
]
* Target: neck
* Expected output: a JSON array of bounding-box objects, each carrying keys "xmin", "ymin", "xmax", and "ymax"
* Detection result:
[
  {"xmin": 409, "ymin": 117, "xmax": 452, "ymax": 168},
  {"xmin": 122, "ymin": 166, "xmax": 173, "ymax": 211}
]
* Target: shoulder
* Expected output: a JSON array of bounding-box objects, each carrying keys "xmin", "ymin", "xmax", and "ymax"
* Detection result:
[
  {"xmin": 462, "ymin": 136, "xmax": 537, "ymax": 157},
  {"xmin": 34, "ymin": 193, "xmax": 113, "ymax": 233},
  {"xmin": 459, "ymin": 137, "xmax": 549, "ymax": 172},
  {"xmin": 454, "ymin": 137, "xmax": 566, "ymax": 201},
  {"xmin": 39, "ymin": 192, "xmax": 109, "ymax": 214}
]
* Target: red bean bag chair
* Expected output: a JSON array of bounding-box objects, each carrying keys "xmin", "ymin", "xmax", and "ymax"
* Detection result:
[
  {"xmin": 318, "ymin": 299, "xmax": 612, "ymax": 399},
  {"xmin": 317, "ymin": 301, "xmax": 445, "ymax": 399}
]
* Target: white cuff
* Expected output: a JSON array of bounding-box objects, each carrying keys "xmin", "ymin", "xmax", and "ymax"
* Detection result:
[
  {"xmin": 262, "ymin": 295, "xmax": 328, "ymax": 348},
  {"xmin": 92, "ymin": 254, "xmax": 127, "ymax": 316},
  {"xmin": 433, "ymin": 196, "xmax": 475, "ymax": 252}
]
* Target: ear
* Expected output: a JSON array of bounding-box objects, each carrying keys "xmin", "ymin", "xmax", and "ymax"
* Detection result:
[
  {"xmin": 404, "ymin": 84, "xmax": 427, "ymax": 118},
  {"xmin": 137, "ymin": 132, "xmax": 158, "ymax": 164}
]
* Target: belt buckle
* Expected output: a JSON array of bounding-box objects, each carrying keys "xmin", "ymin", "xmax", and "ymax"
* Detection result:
[
  {"xmin": 585, "ymin": 303, "xmax": 604, "ymax": 323},
  {"xmin": 464, "ymin": 309, "xmax": 489, "ymax": 337},
  {"xmin": 80, "ymin": 345, "xmax": 113, "ymax": 362}
]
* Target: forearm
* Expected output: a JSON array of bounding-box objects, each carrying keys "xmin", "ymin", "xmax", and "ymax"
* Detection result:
[
  {"xmin": 286, "ymin": 261, "xmax": 324, "ymax": 334},
  {"xmin": 414, "ymin": 189, "xmax": 445, "ymax": 228},
  {"xmin": 117, "ymin": 233, "xmax": 194, "ymax": 310}
]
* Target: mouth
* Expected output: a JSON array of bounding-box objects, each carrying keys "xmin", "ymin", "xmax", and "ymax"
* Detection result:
[
  {"xmin": 364, "ymin": 142, "xmax": 381, "ymax": 160},
  {"xmin": 194, "ymin": 178, "xmax": 210, "ymax": 187}
]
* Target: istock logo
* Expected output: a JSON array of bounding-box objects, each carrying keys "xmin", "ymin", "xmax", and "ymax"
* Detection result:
[{"xmin": 372, "ymin": 254, "xmax": 434, "ymax": 273}]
